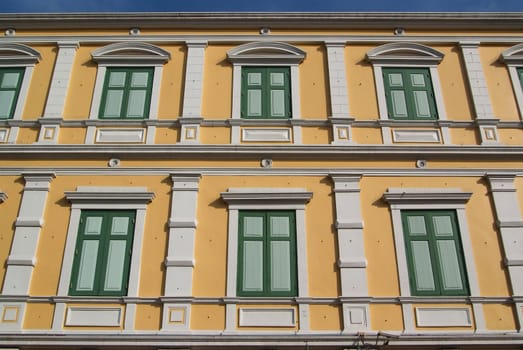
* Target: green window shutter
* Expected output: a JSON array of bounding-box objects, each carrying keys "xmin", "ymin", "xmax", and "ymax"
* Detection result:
[
  {"xmin": 237, "ymin": 211, "xmax": 297, "ymax": 297},
  {"xmin": 402, "ymin": 210, "xmax": 469, "ymax": 296},
  {"xmin": 0, "ymin": 67, "xmax": 25, "ymax": 119},
  {"xmin": 99, "ymin": 67, "xmax": 153, "ymax": 119},
  {"xmin": 70, "ymin": 210, "xmax": 136, "ymax": 296},
  {"xmin": 383, "ymin": 68, "xmax": 438, "ymax": 120},
  {"xmin": 241, "ymin": 67, "xmax": 291, "ymax": 119}
]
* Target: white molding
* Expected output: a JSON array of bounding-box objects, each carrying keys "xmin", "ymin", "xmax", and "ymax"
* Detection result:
[
  {"xmin": 227, "ymin": 42, "xmax": 306, "ymax": 65},
  {"xmin": 241, "ymin": 128, "xmax": 291, "ymax": 142},
  {"xmin": 86, "ymin": 43, "xmax": 168, "ymax": 144},
  {"xmin": 228, "ymin": 42, "xmax": 305, "ymax": 144},
  {"xmin": 221, "ymin": 187, "xmax": 312, "ymax": 332},
  {"xmin": 415, "ymin": 307, "xmax": 472, "ymax": 327},
  {"xmin": 382, "ymin": 187, "xmax": 482, "ymax": 331},
  {"xmin": 0, "ymin": 302, "xmax": 25, "ymax": 331},
  {"xmin": 367, "ymin": 43, "xmax": 444, "ymax": 65},
  {"xmin": 238, "ymin": 307, "xmax": 296, "ymax": 327},
  {"xmin": 95, "ymin": 128, "xmax": 146, "ymax": 143},
  {"xmin": 0, "ymin": 44, "xmax": 40, "ymax": 123},
  {"xmin": 161, "ymin": 303, "xmax": 190, "ymax": 331},
  {"xmin": 342, "ymin": 304, "xmax": 369, "ymax": 332},
  {"xmin": 367, "ymin": 43, "xmax": 449, "ymax": 145},
  {"xmin": 501, "ymin": 44, "xmax": 523, "ymax": 121},
  {"xmin": 392, "ymin": 129, "xmax": 441, "ymax": 143},
  {"xmin": 91, "ymin": 42, "xmax": 171, "ymax": 65},
  {"xmin": 54, "ymin": 186, "xmax": 154, "ymax": 330},
  {"xmin": 65, "ymin": 306, "xmax": 123, "ymax": 327}
]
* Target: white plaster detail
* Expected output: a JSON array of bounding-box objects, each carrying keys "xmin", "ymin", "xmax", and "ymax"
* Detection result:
[
  {"xmin": 36, "ymin": 124, "xmax": 60, "ymax": 144},
  {"xmin": 65, "ymin": 307, "xmax": 122, "ymax": 327},
  {"xmin": 238, "ymin": 308, "xmax": 296, "ymax": 327},
  {"xmin": 486, "ymin": 174, "xmax": 523, "ymax": 332},
  {"xmin": 325, "ymin": 41, "xmax": 350, "ymax": 117},
  {"xmin": 502, "ymin": 43, "xmax": 523, "ymax": 121},
  {"xmin": 95, "ymin": 128, "xmax": 146, "ymax": 143},
  {"xmin": 2, "ymin": 173, "xmax": 54, "ymax": 296},
  {"xmin": 382, "ymin": 188, "xmax": 482, "ymax": 332},
  {"xmin": 87, "ymin": 43, "xmax": 169, "ymax": 144},
  {"xmin": 54, "ymin": 186, "xmax": 154, "ymax": 330},
  {"xmin": 460, "ymin": 42, "xmax": 494, "ymax": 119},
  {"xmin": 242, "ymin": 128, "xmax": 291, "ymax": 142},
  {"xmin": 459, "ymin": 42, "xmax": 498, "ymax": 145},
  {"xmin": 228, "ymin": 42, "xmax": 305, "ymax": 144},
  {"xmin": 42, "ymin": 42, "xmax": 78, "ymax": 119},
  {"xmin": 392, "ymin": 129, "xmax": 441, "ymax": 143},
  {"xmin": 182, "ymin": 41, "xmax": 207, "ymax": 117},
  {"xmin": 331, "ymin": 119, "xmax": 354, "ymax": 145},
  {"xmin": 343, "ymin": 304, "xmax": 369, "ymax": 331},
  {"xmin": 0, "ymin": 303, "xmax": 24, "ymax": 330},
  {"xmin": 0, "ymin": 44, "xmax": 41, "ymax": 122},
  {"xmin": 367, "ymin": 43, "xmax": 450, "ymax": 145},
  {"xmin": 163, "ymin": 174, "xmax": 201, "ymax": 298},
  {"xmin": 415, "ymin": 307, "xmax": 472, "ymax": 327},
  {"xmin": 330, "ymin": 175, "xmax": 370, "ymax": 332},
  {"xmin": 221, "ymin": 188, "xmax": 312, "ymax": 332},
  {"xmin": 162, "ymin": 303, "xmax": 190, "ymax": 331},
  {"xmin": 180, "ymin": 122, "xmax": 201, "ymax": 144},
  {"xmin": 0, "ymin": 191, "xmax": 7, "ymax": 203}
]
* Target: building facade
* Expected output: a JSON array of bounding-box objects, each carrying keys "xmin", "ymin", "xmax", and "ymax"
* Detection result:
[{"xmin": 0, "ymin": 12, "xmax": 523, "ymax": 349}]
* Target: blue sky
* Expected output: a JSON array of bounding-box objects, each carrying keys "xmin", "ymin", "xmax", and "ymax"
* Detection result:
[{"xmin": 1, "ymin": 0, "xmax": 523, "ymax": 13}]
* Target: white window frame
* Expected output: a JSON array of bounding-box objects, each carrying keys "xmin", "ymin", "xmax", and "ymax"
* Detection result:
[
  {"xmin": 227, "ymin": 42, "xmax": 306, "ymax": 144},
  {"xmin": 89, "ymin": 42, "xmax": 170, "ymax": 121},
  {"xmin": 367, "ymin": 43, "xmax": 450, "ymax": 145},
  {"xmin": 0, "ymin": 44, "xmax": 41, "ymax": 143},
  {"xmin": 501, "ymin": 43, "xmax": 523, "ymax": 120},
  {"xmin": 382, "ymin": 188, "xmax": 484, "ymax": 331},
  {"xmin": 53, "ymin": 186, "xmax": 154, "ymax": 330},
  {"xmin": 221, "ymin": 188, "xmax": 312, "ymax": 331}
]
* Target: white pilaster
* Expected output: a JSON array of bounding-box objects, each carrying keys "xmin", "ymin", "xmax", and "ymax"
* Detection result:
[
  {"xmin": 37, "ymin": 41, "xmax": 79, "ymax": 144},
  {"xmin": 325, "ymin": 41, "xmax": 353, "ymax": 144},
  {"xmin": 180, "ymin": 41, "xmax": 207, "ymax": 144},
  {"xmin": 486, "ymin": 174, "xmax": 523, "ymax": 331},
  {"xmin": 162, "ymin": 174, "xmax": 201, "ymax": 331},
  {"xmin": 459, "ymin": 42, "xmax": 499, "ymax": 145},
  {"xmin": 0, "ymin": 173, "xmax": 54, "ymax": 331},
  {"xmin": 330, "ymin": 175, "xmax": 370, "ymax": 332}
]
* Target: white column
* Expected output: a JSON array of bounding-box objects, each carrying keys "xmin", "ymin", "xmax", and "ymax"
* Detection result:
[
  {"xmin": 486, "ymin": 174, "xmax": 523, "ymax": 331},
  {"xmin": 325, "ymin": 41, "xmax": 353, "ymax": 144},
  {"xmin": 460, "ymin": 42, "xmax": 499, "ymax": 145},
  {"xmin": 330, "ymin": 175, "xmax": 370, "ymax": 332},
  {"xmin": 179, "ymin": 41, "xmax": 207, "ymax": 144},
  {"xmin": 162, "ymin": 174, "xmax": 201, "ymax": 331},
  {"xmin": 0, "ymin": 173, "xmax": 54, "ymax": 331},
  {"xmin": 37, "ymin": 41, "xmax": 79, "ymax": 144}
]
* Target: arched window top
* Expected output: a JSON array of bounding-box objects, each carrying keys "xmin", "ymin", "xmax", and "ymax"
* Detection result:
[
  {"xmin": 367, "ymin": 43, "xmax": 444, "ymax": 65},
  {"xmin": 501, "ymin": 43, "xmax": 523, "ymax": 65},
  {"xmin": 92, "ymin": 42, "xmax": 171, "ymax": 64},
  {"xmin": 0, "ymin": 43, "xmax": 41, "ymax": 65},
  {"xmin": 227, "ymin": 42, "xmax": 306, "ymax": 65}
]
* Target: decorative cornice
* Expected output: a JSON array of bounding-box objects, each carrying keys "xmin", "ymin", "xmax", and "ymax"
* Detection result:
[
  {"xmin": 383, "ymin": 188, "xmax": 472, "ymax": 205},
  {"xmin": 221, "ymin": 188, "xmax": 312, "ymax": 206},
  {"xmin": 3, "ymin": 12, "xmax": 523, "ymax": 30},
  {"xmin": 65, "ymin": 186, "xmax": 155, "ymax": 204}
]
